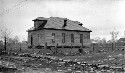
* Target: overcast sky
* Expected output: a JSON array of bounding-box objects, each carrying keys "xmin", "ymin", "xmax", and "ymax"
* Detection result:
[{"xmin": 0, "ymin": 0, "xmax": 125, "ymax": 41}]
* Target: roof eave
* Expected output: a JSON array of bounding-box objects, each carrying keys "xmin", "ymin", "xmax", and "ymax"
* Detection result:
[
  {"xmin": 27, "ymin": 28, "xmax": 92, "ymax": 32},
  {"xmin": 43, "ymin": 28, "xmax": 92, "ymax": 32}
]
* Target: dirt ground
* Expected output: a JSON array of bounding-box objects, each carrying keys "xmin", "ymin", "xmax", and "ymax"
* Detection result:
[{"xmin": 0, "ymin": 48, "xmax": 125, "ymax": 73}]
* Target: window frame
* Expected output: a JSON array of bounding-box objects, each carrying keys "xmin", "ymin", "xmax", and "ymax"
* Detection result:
[{"xmin": 62, "ymin": 33, "xmax": 65, "ymax": 43}]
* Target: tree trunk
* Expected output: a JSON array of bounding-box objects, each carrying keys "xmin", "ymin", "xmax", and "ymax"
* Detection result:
[{"xmin": 4, "ymin": 37, "xmax": 6, "ymax": 51}]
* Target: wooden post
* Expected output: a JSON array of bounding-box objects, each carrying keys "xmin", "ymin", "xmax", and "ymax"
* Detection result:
[
  {"xmin": 61, "ymin": 45, "xmax": 65, "ymax": 54},
  {"xmin": 122, "ymin": 47, "xmax": 125, "ymax": 68},
  {"xmin": 70, "ymin": 43, "xmax": 73, "ymax": 54},
  {"xmin": 81, "ymin": 41, "xmax": 83, "ymax": 49},
  {"xmin": 45, "ymin": 42, "xmax": 47, "ymax": 49},
  {"xmin": 55, "ymin": 43, "xmax": 58, "ymax": 53},
  {"xmin": 20, "ymin": 43, "xmax": 21, "ymax": 52},
  {"xmin": 4, "ymin": 37, "xmax": 6, "ymax": 51},
  {"xmin": 93, "ymin": 43, "xmax": 94, "ymax": 52}
]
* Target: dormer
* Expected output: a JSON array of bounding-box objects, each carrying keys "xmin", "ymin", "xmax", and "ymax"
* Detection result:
[{"xmin": 32, "ymin": 17, "xmax": 48, "ymax": 29}]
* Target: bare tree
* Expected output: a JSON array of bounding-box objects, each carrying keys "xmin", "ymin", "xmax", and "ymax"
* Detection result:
[
  {"xmin": 110, "ymin": 29, "xmax": 119, "ymax": 51},
  {"xmin": 110, "ymin": 29, "xmax": 119, "ymax": 43},
  {"xmin": 0, "ymin": 26, "xmax": 12, "ymax": 51},
  {"xmin": 13, "ymin": 36, "xmax": 19, "ymax": 44}
]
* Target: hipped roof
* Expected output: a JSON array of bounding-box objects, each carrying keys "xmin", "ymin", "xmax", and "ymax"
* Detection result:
[{"xmin": 27, "ymin": 17, "xmax": 92, "ymax": 32}]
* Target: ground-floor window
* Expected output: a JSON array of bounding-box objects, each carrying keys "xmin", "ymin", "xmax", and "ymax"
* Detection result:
[{"xmin": 62, "ymin": 33, "xmax": 65, "ymax": 43}]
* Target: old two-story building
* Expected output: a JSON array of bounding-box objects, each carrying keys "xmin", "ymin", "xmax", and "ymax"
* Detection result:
[
  {"xmin": 27, "ymin": 17, "xmax": 92, "ymax": 49},
  {"xmin": 117, "ymin": 32, "xmax": 125, "ymax": 46}
]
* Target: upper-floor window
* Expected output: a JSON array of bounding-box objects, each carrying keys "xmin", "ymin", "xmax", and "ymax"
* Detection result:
[
  {"xmin": 71, "ymin": 34, "xmax": 74, "ymax": 43},
  {"xmin": 80, "ymin": 34, "xmax": 83, "ymax": 43},
  {"xmin": 31, "ymin": 35, "xmax": 33, "ymax": 46},
  {"xmin": 62, "ymin": 33, "xmax": 65, "ymax": 43},
  {"xmin": 52, "ymin": 33, "xmax": 55, "ymax": 43}
]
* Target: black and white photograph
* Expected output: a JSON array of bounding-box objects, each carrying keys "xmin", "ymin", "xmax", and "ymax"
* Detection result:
[{"xmin": 0, "ymin": 0, "xmax": 125, "ymax": 73}]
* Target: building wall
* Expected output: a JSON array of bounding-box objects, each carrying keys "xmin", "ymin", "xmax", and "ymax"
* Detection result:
[
  {"xmin": 28, "ymin": 29, "xmax": 45, "ymax": 46},
  {"xmin": 28, "ymin": 29, "xmax": 91, "ymax": 47}
]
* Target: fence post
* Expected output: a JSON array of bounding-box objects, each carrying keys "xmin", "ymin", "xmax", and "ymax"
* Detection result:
[
  {"xmin": 82, "ymin": 42, "xmax": 83, "ymax": 49},
  {"xmin": 93, "ymin": 43, "xmax": 95, "ymax": 52},
  {"xmin": 122, "ymin": 47, "xmax": 125, "ymax": 68},
  {"xmin": 4, "ymin": 37, "xmax": 7, "ymax": 51},
  {"xmin": 55, "ymin": 43, "xmax": 58, "ymax": 53},
  {"xmin": 45, "ymin": 42, "xmax": 47, "ymax": 49},
  {"xmin": 20, "ymin": 43, "xmax": 21, "ymax": 52}
]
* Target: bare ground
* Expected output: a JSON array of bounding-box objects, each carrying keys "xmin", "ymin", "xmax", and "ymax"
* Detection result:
[{"xmin": 0, "ymin": 48, "xmax": 125, "ymax": 73}]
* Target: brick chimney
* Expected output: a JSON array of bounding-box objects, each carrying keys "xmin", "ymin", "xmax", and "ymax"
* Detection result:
[{"xmin": 63, "ymin": 19, "xmax": 67, "ymax": 27}]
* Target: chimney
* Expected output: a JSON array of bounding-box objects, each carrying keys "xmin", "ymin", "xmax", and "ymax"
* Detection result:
[
  {"xmin": 64, "ymin": 19, "xmax": 67, "ymax": 27},
  {"xmin": 79, "ymin": 23, "xmax": 83, "ymax": 26}
]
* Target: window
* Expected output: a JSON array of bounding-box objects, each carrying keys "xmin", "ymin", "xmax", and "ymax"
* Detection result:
[
  {"xmin": 62, "ymin": 33, "xmax": 65, "ymax": 43},
  {"xmin": 52, "ymin": 33, "xmax": 55, "ymax": 43},
  {"xmin": 31, "ymin": 35, "xmax": 33, "ymax": 46},
  {"xmin": 71, "ymin": 34, "xmax": 74, "ymax": 43},
  {"xmin": 80, "ymin": 34, "xmax": 83, "ymax": 43}
]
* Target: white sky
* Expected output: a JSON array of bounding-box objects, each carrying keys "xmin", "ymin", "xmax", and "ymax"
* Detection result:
[{"xmin": 0, "ymin": 0, "xmax": 125, "ymax": 41}]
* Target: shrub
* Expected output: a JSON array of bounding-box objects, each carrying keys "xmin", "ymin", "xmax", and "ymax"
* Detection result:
[
  {"xmin": 28, "ymin": 45, "xmax": 32, "ymax": 49},
  {"xmin": 78, "ymin": 48, "xmax": 83, "ymax": 53}
]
